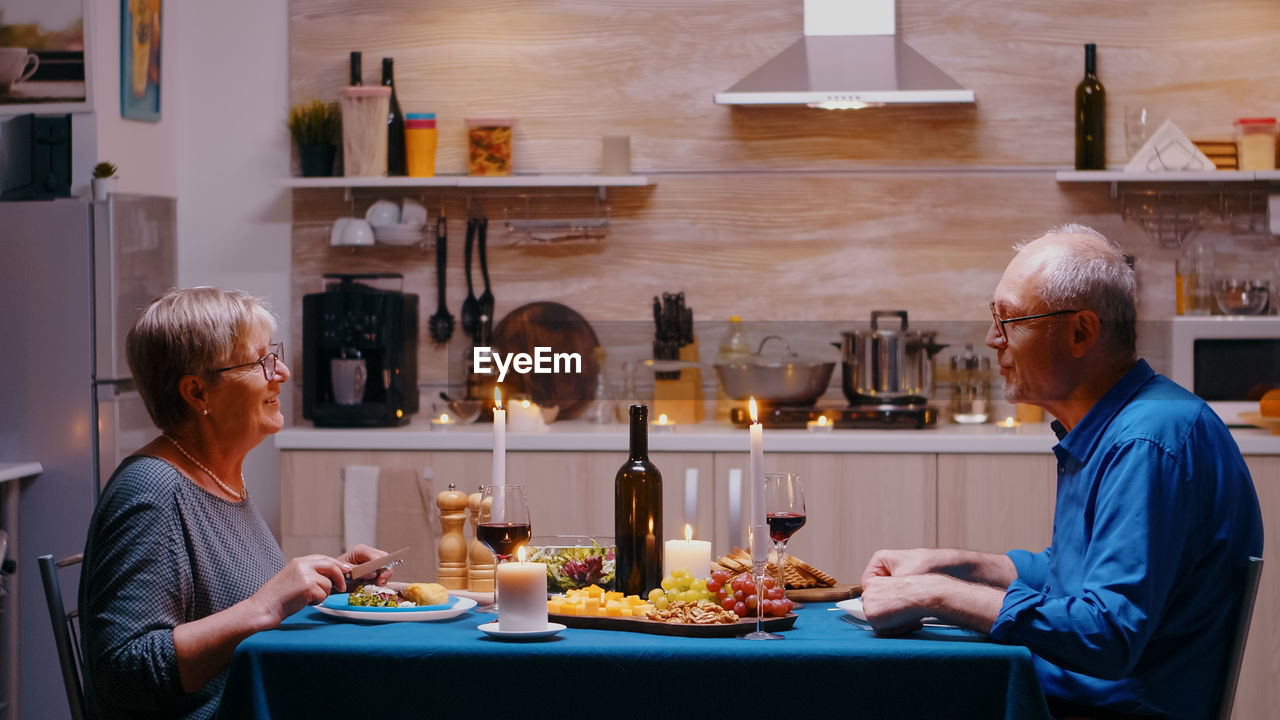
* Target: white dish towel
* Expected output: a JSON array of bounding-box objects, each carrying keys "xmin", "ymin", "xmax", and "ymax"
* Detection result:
[{"xmin": 342, "ymin": 465, "xmax": 380, "ymax": 552}]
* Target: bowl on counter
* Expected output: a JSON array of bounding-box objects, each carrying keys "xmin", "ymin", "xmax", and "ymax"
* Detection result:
[
  {"xmin": 431, "ymin": 399, "xmax": 484, "ymax": 425},
  {"xmin": 1214, "ymin": 278, "xmax": 1271, "ymax": 315},
  {"xmin": 527, "ymin": 535, "xmax": 616, "ymax": 593}
]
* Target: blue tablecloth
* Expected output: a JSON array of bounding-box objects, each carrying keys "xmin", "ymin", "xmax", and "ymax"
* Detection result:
[{"xmin": 218, "ymin": 603, "xmax": 1052, "ymax": 719}]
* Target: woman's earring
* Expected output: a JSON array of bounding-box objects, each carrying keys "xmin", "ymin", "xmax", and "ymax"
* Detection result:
[{"xmin": 201, "ymin": 409, "xmax": 209, "ymax": 416}]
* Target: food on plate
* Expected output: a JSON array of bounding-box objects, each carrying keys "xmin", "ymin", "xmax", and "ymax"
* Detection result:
[
  {"xmin": 646, "ymin": 600, "xmax": 738, "ymax": 624},
  {"xmin": 714, "ymin": 546, "xmax": 836, "ymax": 589},
  {"xmin": 401, "ymin": 582, "xmax": 449, "ymax": 606},
  {"xmin": 1261, "ymin": 388, "xmax": 1280, "ymax": 418},
  {"xmin": 348, "ymin": 583, "xmax": 449, "ymax": 608},
  {"xmin": 527, "ymin": 540, "xmax": 616, "ymax": 592},
  {"xmin": 547, "ymin": 584, "xmax": 654, "ymax": 617}
]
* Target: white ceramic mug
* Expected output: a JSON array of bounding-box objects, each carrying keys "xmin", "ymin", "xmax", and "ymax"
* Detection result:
[
  {"xmin": 330, "ymin": 218, "xmax": 352, "ymax": 246},
  {"xmin": 365, "ymin": 199, "xmax": 400, "ymax": 227},
  {"xmin": 0, "ymin": 48, "xmax": 39, "ymax": 90},
  {"xmin": 331, "ymin": 358, "xmax": 368, "ymax": 405},
  {"xmin": 400, "ymin": 198, "xmax": 427, "ymax": 228}
]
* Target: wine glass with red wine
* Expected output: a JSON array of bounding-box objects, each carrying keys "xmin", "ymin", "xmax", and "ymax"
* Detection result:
[
  {"xmin": 764, "ymin": 472, "xmax": 806, "ymax": 592},
  {"xmin": 476, "ymin": 484, "xmax": 531, "ymax": 614}
]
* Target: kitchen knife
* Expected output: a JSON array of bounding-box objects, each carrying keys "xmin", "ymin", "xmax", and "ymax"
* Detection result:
[{"xmin": 343, "ymin": 546, "xmax": 410, "ymax": 581}]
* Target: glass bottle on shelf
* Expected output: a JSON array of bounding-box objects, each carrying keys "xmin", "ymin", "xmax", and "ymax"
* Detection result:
[
  {"xmin": 381, "ymin": 58, "xmax": 406, "ymax": 176},
  {"xmin": 1179, "ymin": 236, "xmax": 1215, "ymax": 316},
  {"xmin": 1075, "ymin": 43, "xmax": 1106, "ymax": 170}
]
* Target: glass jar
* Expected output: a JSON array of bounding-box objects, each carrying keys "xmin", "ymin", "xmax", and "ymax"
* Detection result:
[
  {"xmin": 1234, "ymin": 117, "xmax": 1277, "ymax": 171},
  {"xmin": 949, "ymin": 344, "xmax": 991, "ymax": 424}
]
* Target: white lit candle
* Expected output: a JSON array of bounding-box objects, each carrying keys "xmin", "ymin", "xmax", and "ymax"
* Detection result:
[
  {"xmin": 492, "ymin": 388, "xmax": 506, "ymax": 489},
  {"xmin": 806, "ymin": 415, "xmax": 832, "ymax": 433},
  {"xmin": 496, "ymin": 546, "xmax": 548, "ymax": 632},
  {"xmin": 651, "ymin": 413, "xmax": 675, "ymax": 433},
  {"xmin": 664, "ymin": 524, "xmax": 712, "ymax": 580},
  {"xmin": 431, "ymin": 412, "xmax": 456, "ymax": 431},
  {"xmin": 997, "ymin": 416, "xmax": 1021, "ymax": 435},
  {"xmin": 748, "ymin": 397, "xmax": 766, "ymax": 528},
  {"xmin": 507, "ymin": 398, "xmax": 544, "ymax": 433}
]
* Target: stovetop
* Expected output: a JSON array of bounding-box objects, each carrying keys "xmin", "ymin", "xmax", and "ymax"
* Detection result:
[{"xmin": 729, "ymin": 404, "xmax": 938, "ymax": 429}]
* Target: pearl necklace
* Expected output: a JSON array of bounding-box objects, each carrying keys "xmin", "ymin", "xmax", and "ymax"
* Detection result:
[{"xmin": 164, "ymin": 434, "xmax": 247, "ymax": 501}]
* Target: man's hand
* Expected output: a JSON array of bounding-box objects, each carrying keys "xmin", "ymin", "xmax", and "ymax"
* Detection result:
[
  {"xmin": 861, "ymin": 573, "xmax": 1005, "ymax": 636},
  {"xmin": 860, "ymin": 548, "xmax": 946, "ymax": 585}
]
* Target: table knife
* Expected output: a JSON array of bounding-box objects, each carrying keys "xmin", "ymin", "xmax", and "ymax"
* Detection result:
[{"xmin": 343, "ymin": 546, "xmax": 410, "ymax": 581}]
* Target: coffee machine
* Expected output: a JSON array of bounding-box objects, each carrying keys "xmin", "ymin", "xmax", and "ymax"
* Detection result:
[{"xmin": 302, "ymin": 273, "xmax": 419, "ymax": 427}]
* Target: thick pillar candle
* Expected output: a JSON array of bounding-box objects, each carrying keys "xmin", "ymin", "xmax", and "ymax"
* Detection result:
[
  {"xmin": 664, "ymin": 524, "xmax": 711, "ymax": 579},
  {"xmin": 507, "ymin": 398, "xmax": 544, "ymax": 432},
  {"xmin": 496, "ymin": 548, "xmax": 548, "ymax": 632}
]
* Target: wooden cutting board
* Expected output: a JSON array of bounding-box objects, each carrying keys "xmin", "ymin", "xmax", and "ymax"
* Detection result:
[
  {"xmin": 551, "ymin": 611, "xmax": 797, "ymax": 637},
  {"xmin": 489, "ymin": 302, "xmax": 600, "ymax": 420},
  {"xmin": 785, "ymin": 584, "xmax": 860, "ymax": 603}
]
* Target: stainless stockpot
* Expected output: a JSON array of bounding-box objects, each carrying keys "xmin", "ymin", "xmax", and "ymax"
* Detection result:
[{"xmin": 839, "ymin": 310, "xmax": 946, "ymax": 404}]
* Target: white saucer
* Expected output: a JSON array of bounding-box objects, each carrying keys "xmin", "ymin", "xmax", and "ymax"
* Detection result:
[{"xmin": 477, "ymin": 621, "xmax": 565, "ymax": 640}]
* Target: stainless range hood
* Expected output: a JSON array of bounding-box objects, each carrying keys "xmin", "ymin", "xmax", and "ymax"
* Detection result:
[{"xmin": 714, "ymin": 0, "xmax": 975, "ymax": 109}]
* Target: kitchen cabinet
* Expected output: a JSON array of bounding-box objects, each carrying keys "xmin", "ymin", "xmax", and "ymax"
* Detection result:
[{"xmin": 936, "ymin": 454, "xmax": 1057, "ymax": 554}]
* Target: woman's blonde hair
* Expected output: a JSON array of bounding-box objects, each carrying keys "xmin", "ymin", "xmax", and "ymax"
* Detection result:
[{"xmin": 126, "ymin": 287, "xmax": 277, "ymax": 430}]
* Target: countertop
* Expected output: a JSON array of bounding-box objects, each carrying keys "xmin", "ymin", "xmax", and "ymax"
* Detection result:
[{"xmin": 275, "ymin": 420, "xmax": 1280, "ymax": 455}]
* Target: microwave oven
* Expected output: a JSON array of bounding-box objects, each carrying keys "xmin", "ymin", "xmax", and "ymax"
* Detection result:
[{"xmin": 1169, "ymin": 317, "xmax": 1280, "ymax": 424}]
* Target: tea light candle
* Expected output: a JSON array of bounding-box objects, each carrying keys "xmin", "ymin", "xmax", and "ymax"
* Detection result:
[
  {"xmin": 748, "ymin": 397, "xmax": 766, "ymax": 528},
  {"xmin": 491, "ymin": 388, "xmax": 505, "ymax": 489},
  {"xmin": 507, "ymin": 398, "xmax": 545, "ymax": 433},
  {"xmin": 430, "ymin": 412, "xmax": 456, "ymax": 430},
  {"xmin": 997, "ymin": 416, "xmax": 1021, "ymax": 435},
  {"xmin": 806, "ymin": 415, "xmax": 833, "ymax": 433},
  {"xmin": 651, "ymin": 413, "xmax": 676, "ymax": 433},
  {"xmin": 664, "ymin": 524, "xmax": 711, "ymax": 580},
  {"xmin": 496, "ymin": 546, "xmax": 548, "ymax": 632}
]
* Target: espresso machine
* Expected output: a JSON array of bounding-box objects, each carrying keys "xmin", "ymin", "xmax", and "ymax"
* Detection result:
[{"xmin": 302, "ymin": 273, "xmax": 419, "ymax": 427}]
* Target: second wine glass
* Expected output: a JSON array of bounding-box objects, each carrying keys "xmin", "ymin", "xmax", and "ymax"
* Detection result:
[
  {"xmin": 764, "ymin": 472, "xmax": 806, "ymax": 592},
  {"xmin": 476, "ymin": 484, "xmax": 531, "ymax": 614}
]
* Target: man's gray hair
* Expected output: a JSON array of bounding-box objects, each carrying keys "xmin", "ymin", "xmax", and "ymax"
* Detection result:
[{"xmin": 1014, "ymin": 224, "xmax": 1137, "ymax": 356}]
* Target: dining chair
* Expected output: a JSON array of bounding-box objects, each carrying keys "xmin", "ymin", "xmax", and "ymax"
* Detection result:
[
  {"xmin": 1216, "ymin": 555, "xmax": 1263, "ymax": 720},
  {"xmin": 37, "ymin": 553, "xmax": 87, "ymax": 720}
]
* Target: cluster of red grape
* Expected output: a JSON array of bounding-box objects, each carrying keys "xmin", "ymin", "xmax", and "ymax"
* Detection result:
[{"xmin": 707, "ymin": 569, "xmax": 793, "ymax": 617}]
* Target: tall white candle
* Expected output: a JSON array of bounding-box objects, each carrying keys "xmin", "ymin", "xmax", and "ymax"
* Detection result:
[
  {"xmin": 496, "ymin": 546, "xmax": 548, "ymax": 632},
  {"xmin": 664, "ymin": 524, "xmax": 712, "ymax": 579},
  {"xmin": 492, "ymin": 388, "xmax": 506, "ymax": 489},
  {"xmin": 748, "ymin": 397, "xmax": 765, "ymax": 527}
]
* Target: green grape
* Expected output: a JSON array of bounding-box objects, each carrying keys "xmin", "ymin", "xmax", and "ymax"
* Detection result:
[
  {"xmin": 656, "ymin": 595, "xmax": 669, "ymax": 610},
  {"xmin": 660, "ymin": 576, "xmax": 675, "ymax": 591},
  {"xmin": 648, "ymin": 588, "xmax": 664, "ymax": 603}
]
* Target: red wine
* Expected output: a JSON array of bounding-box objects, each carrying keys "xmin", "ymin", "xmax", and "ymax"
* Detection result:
[
  {"xmin": 766, "ymin": 512, "xmax": 807, "ymax": 542},
  {"xmin": 1075, "ymin": 43, "xmax": 1106, "ymax": 170},
  {"xmin": 477, "ymin": 522, "xmax": 531, "ymax": 558},
  {"xmin": 615, "ymin": 404, "xmax": 662, "ymax": 596}
]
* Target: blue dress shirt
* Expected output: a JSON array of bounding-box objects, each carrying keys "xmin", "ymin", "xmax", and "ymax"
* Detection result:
[{"xmin": 989, "ymin": 360, "xmax": 1263, "ymax": 719}]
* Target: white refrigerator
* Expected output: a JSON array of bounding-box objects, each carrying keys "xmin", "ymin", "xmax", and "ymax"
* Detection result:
[{"xmin": 0, "ymin": 195, "xmax": 175, "ymax": 720}]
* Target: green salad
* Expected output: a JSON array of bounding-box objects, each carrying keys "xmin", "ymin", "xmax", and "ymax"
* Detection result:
[{"xmin": 527, "ymin": 540, "xmax": 616, "ymax": 592}]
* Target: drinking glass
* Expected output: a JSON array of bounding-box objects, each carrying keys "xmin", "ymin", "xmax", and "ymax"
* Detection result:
[
  {"xmin": 741, "ymin": 523, "xmax": 782, "ymax": 640},
  {"xmin": 1125, "ymin": 106, "xmax": 1153, "ymax": 159},
  {"xmin": 476, "ymin": 484, "xmax": 531, "ymax": 614},
  {"xmin": 764, "ymin": 472, "xmax": 807, "ymax": 592}
]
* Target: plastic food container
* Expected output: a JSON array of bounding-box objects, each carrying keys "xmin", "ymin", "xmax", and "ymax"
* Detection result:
[
  {"xmin": 340, "ymin": 86, "xmax": 391, "ymax": 177},
  {"xmin": 1234, "ymin": 117, "xmax": 1277, "ymax": 170},
  {"xmin": 466, "ymin": 117, "xmax": 514, "ymax": 176},
  {"xmin": 405, "ymin": 112, "xmax": 438, "ymax": 178}
]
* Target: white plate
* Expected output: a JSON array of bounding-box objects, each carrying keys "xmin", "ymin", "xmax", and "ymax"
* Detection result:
[
  {"xmin": 835, "ymin": 597, "xmax": 958, "ymax": 629},
  {"xmin": 477, "ymin": 621, "xmax": 566, "ymax": 640},
  {"xmin": 316, "ymin": 594, "xmax": 477, "ymax": 622}
]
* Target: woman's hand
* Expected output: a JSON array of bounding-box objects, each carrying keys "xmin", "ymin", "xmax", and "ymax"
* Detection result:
[
  {"xmin": 338, "ymin": 543, "xmax": 396, "ymax": 586},
  {"xmin": 252, "ymin": 555, "xmax": 351, "ymax": 625}
]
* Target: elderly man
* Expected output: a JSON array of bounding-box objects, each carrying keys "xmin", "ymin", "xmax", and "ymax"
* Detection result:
[{"xmin": 860, "ymin": 225, "xmax": 1263, "ymax": 720}]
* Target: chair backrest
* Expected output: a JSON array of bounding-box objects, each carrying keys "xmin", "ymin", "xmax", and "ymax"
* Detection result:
[
  {"xmin": 37, "ymin": 553, "xmax": 87, "ymax": 720},
  {"xmin": 1216, "ymin": 555, "xmax": 1264, "ymax": 720}
]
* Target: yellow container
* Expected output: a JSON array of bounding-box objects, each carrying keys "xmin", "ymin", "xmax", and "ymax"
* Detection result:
[
  {"xmin": 405, "ymin": 113, "xmax": 438, "ymax": 178},
  {"xmin": 466, "ymin": 117, "xmax": 514, "ymax": 176}
]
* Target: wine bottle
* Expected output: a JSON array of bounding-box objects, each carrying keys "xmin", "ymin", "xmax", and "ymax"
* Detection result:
[
  {"xmin": 615, "ymin": 404, "xmax": 663, "ymax": 596},
  {"xmin": 1075, "ymin": 43, "xmax": 1106, "ymax": 170},
  {"xmin": 348, "ymin": 51, "xmax": 362, "ymax": 86},
  {"xmin": 382, "ymin": 58, "xmax": 406, "ymax": 176}
]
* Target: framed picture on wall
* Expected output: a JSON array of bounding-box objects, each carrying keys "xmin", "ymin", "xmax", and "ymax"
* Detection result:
[
  {"xmin": 0, "ymin": 0, "xmax": 92, "ymax": 114},
  {"xmin": 120, "ymin": 0, "xmax": 160, "ymax": 121}
]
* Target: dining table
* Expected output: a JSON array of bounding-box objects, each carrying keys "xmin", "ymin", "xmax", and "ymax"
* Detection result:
[{"xmin": 217, "ymin": 599, "xmax": 1052, "ymax": 719}]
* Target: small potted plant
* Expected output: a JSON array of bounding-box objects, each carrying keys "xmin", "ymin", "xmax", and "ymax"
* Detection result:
[
  {"xmin": 91, "ymin": 162, "xmax": 118, "ymax": 202},
  {"xmin": 288, "ymin": 99, "xmax": 341, "ymax": 177}
]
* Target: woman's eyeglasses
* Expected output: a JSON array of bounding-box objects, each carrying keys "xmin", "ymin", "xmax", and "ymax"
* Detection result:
[
  {"xmin": 214, "ymin": 343, "xmax": 283, "ymax": 381},
  {"xmin": 988, "ymin": 304, "xmax": 1078, "ymax": 344}
]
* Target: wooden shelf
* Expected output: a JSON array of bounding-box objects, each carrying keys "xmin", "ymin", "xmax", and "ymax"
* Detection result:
[
  {"xmin": 280, "ymin": 174, "xmax": 652, "ymax": 199},
  {"xmin": 1055, "ymin": 170, "xmax": 1259, "ymax": 182}
]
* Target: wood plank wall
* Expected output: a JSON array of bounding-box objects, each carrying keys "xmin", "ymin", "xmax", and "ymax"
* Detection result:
[{"xmin": 289, "ymin": 0, "xmax": 1280, "ymax": 404}]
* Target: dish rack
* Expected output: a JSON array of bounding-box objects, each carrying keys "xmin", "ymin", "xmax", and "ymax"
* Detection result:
[
  {"xmin": 501, "ymin": 192, "xmax": 610, "ymax": 245},
  {"xmin": 1120, "ymin": 188, "xmax": 1277, "ymax": 249}
]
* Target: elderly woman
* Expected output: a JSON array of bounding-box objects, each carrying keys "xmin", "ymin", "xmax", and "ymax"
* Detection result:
[{"xmin": 80, "ymin": 287, "xmax": 392, "ymax": 720}]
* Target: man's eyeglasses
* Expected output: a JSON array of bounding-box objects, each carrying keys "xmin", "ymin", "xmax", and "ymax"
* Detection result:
[
  {"xmin": 214, "ymin": 342, "xmax": 283, "ymax": 381},
  {"xmin": 988, "ymin": 304, "xmax": 1078, "ymax": 344}
]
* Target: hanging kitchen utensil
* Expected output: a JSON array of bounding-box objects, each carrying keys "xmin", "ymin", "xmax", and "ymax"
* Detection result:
[
  {"xmin": 477, "ymin": 215, "xmax": 495, "ymax": 344},
  {"xmin": 460, "ymin": 217, "xmax": 480, "ymax": 341},
  {"xmin": 428, "ymin": 216, "xmax": 454, "ymax": 344}
]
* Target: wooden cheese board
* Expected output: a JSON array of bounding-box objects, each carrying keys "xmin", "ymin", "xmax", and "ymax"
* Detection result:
[
  {"xmin": 785, "ymin": 584, "xmax": 860, "ymax": 603},
  {"xmin": 550, "ymin": 611, "xmax": 797, "ymax": 638}
]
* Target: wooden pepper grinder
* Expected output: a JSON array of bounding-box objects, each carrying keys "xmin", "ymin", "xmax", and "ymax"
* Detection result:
[
  {"xmin": 436, "ymin": 483, "xmax": 469, "ymax": 590},
  {"xmin": 466, "ymin": 488, "xmax": 495, "ymax": 592}
]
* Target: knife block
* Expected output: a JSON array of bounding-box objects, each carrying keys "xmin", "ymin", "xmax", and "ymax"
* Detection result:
[
  {"xmin": 654, "ymin": 339, "xmax": 705, "ymax": 425},
  {"xmin": 466, "ymin": 490, "xmax": 495, "ymax": 592},
  {"xmin": 436, "ymin": 484, "xmax": 469, "ymax": 590}
]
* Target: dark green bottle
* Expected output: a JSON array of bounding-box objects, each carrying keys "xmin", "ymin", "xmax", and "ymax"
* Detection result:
[
  {"xmin": 614, "ymin": 404, "xmax": 662, "ymax": 596},
  {"xmin": 1075, "ymin": 43, "xmax": 1106, "ymax": 170}
]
